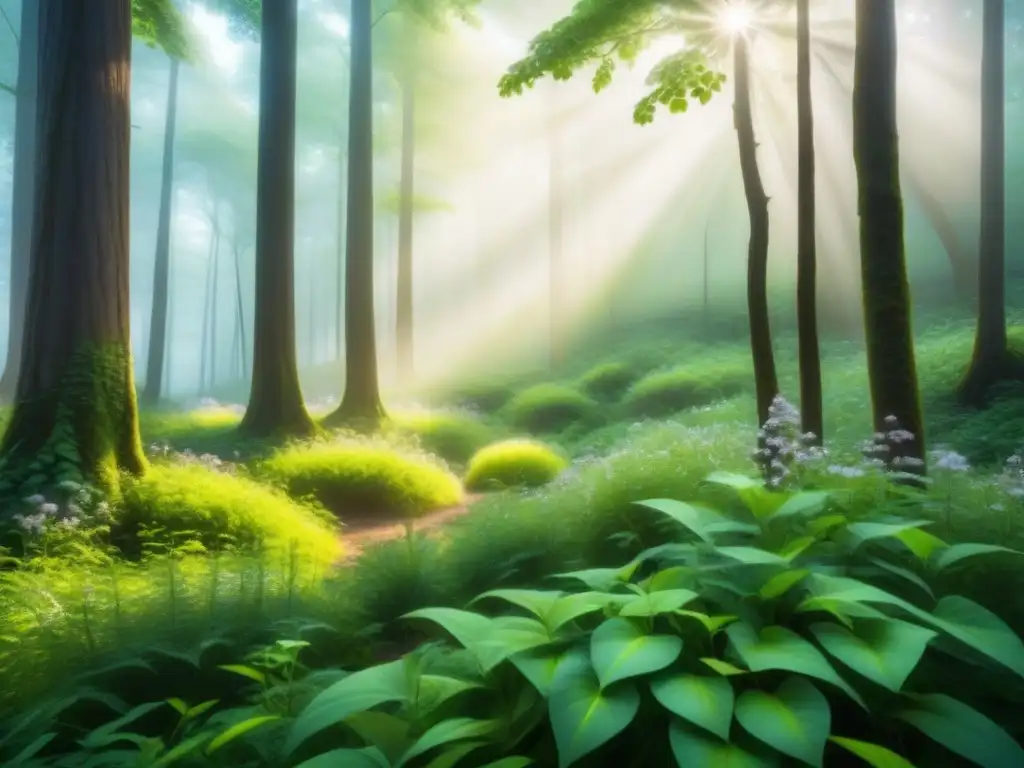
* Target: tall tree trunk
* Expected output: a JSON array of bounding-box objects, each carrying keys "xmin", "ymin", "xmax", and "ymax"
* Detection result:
[
  {"xmin": 239, "ymin": 0, "xmax": 315, "ymax": 437},
  {"xmin": 209, "ymin": 221, "xmax": 221, "ymax": 388},
  {"xmin": 959, "ymin": 0, "xmax": 1016, "ymax": 405},
  {"xmin": 142, "ymin": 56, "xmax": 179, "ymax": 407},
  {"xmin": 0, "ymin": 0, "xmax": 145, "ymax": 499},
  {"xmin": 163, "ymin": 269, "xmax": 174, "ymax": 395},
  {"xmin": 0, "ymin": 0, "xmax": 40, "ymax": 403},
  {"xmin": 796, "ymin": 0, "xmax": 824, "ymax": 444},
  {"xmin": 733, "ymin": 35, "xmax": 779, "ymax": 428},
  {"xmin": 233, "ymin": 241, "xmax": 248, "ymax": 382},
  {"xmin": 853, "ymin": 0, "xmax": 927, "ymax": 474},
  {"xmin": 335, "ymin": 145, "xmax": 346, "ymax": 361},
  {"xmin": 325, "ymin": 0, "xmax": 385, "ymax": 429},
  {"xmin": 902, "ymin": 168, "xmax": 976, "ymax": 300},
  {"xmin": 395, "ymin": 78, "xmax": 415, "ymax": 381},
  {"xmin": 548, "ymin": 106, "xmax": 565, "ymax": 370},
  {"xmin": 198, "ymin": 214, "xmax": 218, "ymax": 394}
]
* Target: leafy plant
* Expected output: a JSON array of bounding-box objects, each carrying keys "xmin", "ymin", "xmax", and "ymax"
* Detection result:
[{"xmin": 286, "ymin": 474, "xmax": 1024, "ymax": 767}]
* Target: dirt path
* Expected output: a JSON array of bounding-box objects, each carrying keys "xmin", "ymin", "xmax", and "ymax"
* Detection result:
[{"xmin": 336, "ymin": 493, "xmax": 483, "ymax": 563}]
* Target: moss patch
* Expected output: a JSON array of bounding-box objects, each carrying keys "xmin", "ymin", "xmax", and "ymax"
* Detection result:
[
  {"xmin": 578, "ymin": 361, "xmax": 638, "ymax": 402},
  {"xmin": 117, "ymin": 462, "xmax": 340, "ymax": 562},
  {"xmin": 464, "ymin": 439, "xmax": 568, "ymax": 491},
  {"xmin": 624, "ymin": 363, "xmax": 749, "ymax": 417},
  {"xmin": 257, "ymin": 439, "xmax": 464, "ymax": 521},
  {"xmin": 501, "ymin": 383, "xmax": 599, "ymax": 433},
  {"xmin": 388, "ymin": 409, "xmax": 502, "ymax": 466}
]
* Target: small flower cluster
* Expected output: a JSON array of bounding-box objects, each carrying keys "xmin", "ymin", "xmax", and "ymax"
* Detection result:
[
  {"xmin": 10, "ymin": 480, "xmax": 110, "ymax": 538},
  {"xmin": 148, "ymin": 442, "xmax": 236, "ymax": 473},
  {"xmin": 860, "ymin": 415, "xmax": 924, "ymax": 474},
  {"xmin": 999, "ymin": 453, "xmax": 1024, "ymax": 500},
  {"xmin": 930, "ymin": 447, "xmax": 971, "ymax": 473},
  {"xmin": 751, "ymin": 395, "xmax": 827, "ymax": 488}
]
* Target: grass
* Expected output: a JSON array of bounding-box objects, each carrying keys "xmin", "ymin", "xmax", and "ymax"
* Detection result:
[
  {"xmin": 3, "ymin": 311, "xmax": 1024, "ymax": 739},
  {"xmin": 623, "ymin": 359, "xmax": 751, "ymax": 417},
  {"xmin": 463, "ymin": 438, "xmax": 568, "ymax": 491},
  {"xmin": 256, "ymin": 437, "xmax": 464, "ymax": 520},
  {"xmin": 577, "ymin": 360, "xmax": 639, "ymax": 401}
]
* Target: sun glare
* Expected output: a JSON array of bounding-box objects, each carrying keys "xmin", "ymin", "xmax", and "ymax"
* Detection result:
[{"xmin": 718, "ymin": 2, "xmax": 753, "ymax": 34}]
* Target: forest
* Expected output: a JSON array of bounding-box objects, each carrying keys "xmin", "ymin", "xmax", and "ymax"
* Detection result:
[{"xmin": 1, "ymin": 0, "xmax": 1024, "ymax": 765}]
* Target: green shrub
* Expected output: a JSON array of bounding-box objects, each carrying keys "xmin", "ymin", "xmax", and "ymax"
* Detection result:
[
  {"xmin": 450, "ymin": 380, "xmax": 518, "ymax": 413},
  {"xmin": 501, "ymin": 383, "xmax": 599, "ymax": 433},
  {"xmin": 389, "ymin": 409, "xmax": 501, "ymax": 466},
  {"xmin": 117, "ymin": 462, "xmax": 340, "ymax": 561},
  {"xmin": 578, "ymin": 361, "xmax": 638, "ymax": 401},
  {"xmin": 464, "ymin": 439, "xmax": 568, "ymax": 491},
  {"xmin": 258, "ymin": 439, "xmax": 463, "ymax": 520},
  {"xmin": 281, "ymin": 475, "xmax": 1024, "ymax": 767},
  {"xmin": 625, "ymin": 363, "xmax": 749, "ymax": 417}
]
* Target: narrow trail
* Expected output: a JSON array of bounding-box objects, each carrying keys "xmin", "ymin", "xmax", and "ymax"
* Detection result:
[{"xmin": 335, "ymin": 493, "xmax": 483, "ymax": 564}]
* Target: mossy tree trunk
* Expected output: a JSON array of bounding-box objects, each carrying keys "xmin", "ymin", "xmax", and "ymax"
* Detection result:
[
  {"xmin": 853, "ymin": 0, "xmax": 927, "ymax": 474},
  {"xmin": 959, "ymin": 0, "xmax": 1018, "ymax": 406},
  {"xmin": 142, "ymin": 56, "xmax": 180, "ymax": 407},
  {"xmin": 796, "ymin": 0, "xmax": 823, "ymax": 444},
  {"xmin": 0, "ymin": 0, "xmax": 146, "ymax": 500},
  {"xmin": 0, "ymin": 0, "xmax": 39, "ymax": 404},
  {"xmin": 238, "ymin": 0, "xmax": 316, "ymax": 438},
  {"xmin": 395, "ymin": 74, "xmax": 416, "ymax": 381},
  {"xmin": 325, "ymin": 0, "xmax": 385, "ymax": 430},
  {"xmin": 733, "ymin": 34, "xmax": 779, "ymax": 429}
]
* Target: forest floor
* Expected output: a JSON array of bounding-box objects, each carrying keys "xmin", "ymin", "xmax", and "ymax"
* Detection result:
[{"xmin": 335, "ymin": 493, "xmax": 483, "ymax": 563}]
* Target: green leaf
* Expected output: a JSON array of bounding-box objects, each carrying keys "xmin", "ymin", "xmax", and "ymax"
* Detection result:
[
  {"xmin": 285, "ymin": 660, "xmax": 411, "ymax": 754},
  {"xmin": 726, "ymin": 623, "xmax": 864, "ymax": 707},
  {"xmin": 546, "ymin": 592, "xmax": 619, "ymax": 630},
  {"xmin": 809, "ymin": 619, "xmax": 935, "ymax": 692},
  {"xmin": 207, "ymin": 715, "xmax": 281, "ymax": 754},
  {"xmin": 619, "ymin": 588, "xmax": 698, "ymax": 617},
  {"xmin": 926, "ymin": 596, "xmax": 1024, "ymax": 679},
  {"xmin": 700, "ymin": 657, "xmax": 747, "ymax": 676},
  {"xmin": 668, "ymin": 721, "xmax": 776, "ymax": 766},
  {"xmin": 185, "ymin": 699, "xmax": 219, "ymax": 719},
  {"xmin": 472, "ymin": 589, "xmax": 562, "ymax": 620},
  {"xmin": 477, "ymin": 759, "xmax": 534, "ymax": 767},
  {"xmin": 79, "ymin": 702, "xmax": 167, "ymax": 749},
  {"xmin": 510, "ymin": 649, "xmax": 572, "ymax": 697},
  {"xmin": 6, "ymin": 733, "xmax": 56, "ymax": 767},
  {"xmin": 423, "ymin": 742, "xmax": 487, "ymax": 768},
  {"xmin": 846, "ymin": 520, "xmax": 935, "ymax": 548},
  {"xmin": 894, "ymin": 528, "xmax": 948, "ymax": 561},
  {"xmin": 345, "ymin": 711, "xmax": 412, "ymax": 764},
  {"xmin": 151, "ymin": 733, "xmax": 212, "ymax": 768},
  {"xmin": 760, "ymin": 569, "xmax": 810, "ymax": 599},
  {"xmin": 931, "ymin": 543, "xmax": 1022, "ymax": 572},
  {"xmin": 294, "ymin": 747, "xmax": 391, "ymax": 768},
  {"xmin": 828, "ymin": 736, "xmax": 916, "ymax": 767},
  {"xmin": 405, "ymin": 608, "xmax": 550, "ymax": 671},
  {"xmin": 218, "ymin": 664, "xmax": 266, "ymax": 685},
  {"xmin": 166, "ymin": 698, "xmax": 188, "ymax": 716},
  {"xmin": 705, "ymin": 471, "xmax": 785, "ymax": 519},
  {"xmin": 675, "ymin": 609, "xmax": 737, "ymax": 634},
  {"xmin": 650, "ymin": 672, "xmax": 734, "ymax": 739},
  {"xmin": 897, "ymin": 693, "xmax": 1024, "ymax": 768},
  {"xmin": 590, "ymin": 617, "xmax": 682, "ymax": 687},
  {"xmin": 735, "ymin": 677, "xmax": 830, "ymax": 767},
  {"xmin": 634, "ymin": 499, "xmax": 729, "ymax": 543},
  {"xmin": 551, "ymin": 562, "xmax": 639, "ymax": 591},
  {"xmin": 548, "ymin": 652, "xmax": 641, "ymax": 768},
  {"xmin": 716, "ymin": 546, "xmax": 790, "ymax": 566},
  {"xmin": 641, "ymin": 566, "xmax": 695, "ymax": 592},
  {"xmin": 397, "ymin": 718, "xmax": 498, "ymax": 766},
  {"xmin": 773, "ymin": 491, "xmax": 831, "ymax": 520}
]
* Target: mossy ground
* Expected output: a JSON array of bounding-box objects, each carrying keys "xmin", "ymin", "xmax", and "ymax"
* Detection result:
[
  {"xmin": 3, "ymin": 312, "xmax": 1024, "ymax": 726},
  {"xmin": 463, "ymin": 438, "xmax": 567, "ymax": 491}
]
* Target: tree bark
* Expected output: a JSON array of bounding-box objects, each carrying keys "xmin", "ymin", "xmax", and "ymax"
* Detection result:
[
  {"xmin": 209, "ymin": 217, "xmax": 221, "ymax": 387},
  {"xmin": 238, "ymin": 0, "xmax": 315, "ymax": 437},
  {"xmin": 853, "ymin": 0, "xmax": 927, "ymax": 474},
  {"xmin": 198, "ymin": 211, "xmax": 218, "ymax": 394},
  {"xmin": 0, "ymin": 0, "xmax": 40, "ymax": 403},
  {"xmin": 796, "ymin": 0, "xmax": 824, "ymax": 444},
  {"xmin": 232, "ymin": 241, "xmax": 248, "ymax": 382},
  {"xmin": 0, "ymin": 0, "xmax": 145, "ymax": 499},
  {"xmin": 142, "ymin": 56, "xmax": 180, "ymax": 407},
  {"xmin": 959, "ymin": 0, "xmax": 1017, "ymax": 405},
  {"xmin": 395, "ymin": 78, "xmax": 415, "ymax": 381},
  {"xmin": 324, "ymin": 0, "xmax": 385, "ymax": 430},
  {"xmin": 733, "ymin": 35, "xmax": 779, "ymax": 428}
]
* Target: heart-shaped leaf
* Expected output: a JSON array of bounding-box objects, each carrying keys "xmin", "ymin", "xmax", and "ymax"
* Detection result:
[
  {"xmin": 810, "ymin": 618, "xmax": 936, "ymax": 692},
  {"xmin": 650, "ymin": 672, "xmax": 734, "ymax": 739},
  {"xmin": 619, "ymin": 589, "xmax": 699, "ymax": 617},
  {"xmin": 931, "ymin": 543, "xmax": 1022, "ymax": 572},
  {"xmin": 897, "ymin": 693, "xmax": 1024, "ymax": 768},
  {"xmin": 590, "ymin": 618, "xmax": 682, "ymax": 687},
  {"xmin": 669, "ymin": 720, "xmax": 777, "ymax": 766},
  {"xmin": 735, "ymin": 677, "xmax": 830, "ymax": 767},
  {"xmin": 828, "ymin": 736, "xmax": 916, "ymax": 767}
]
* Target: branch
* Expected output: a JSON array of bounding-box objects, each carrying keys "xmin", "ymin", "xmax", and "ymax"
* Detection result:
[
  {"xmin": 371, "ymin": 7, "xmax": 393, "ymax": 29},
  {"xmin": 0, "ymin": 80, "xmax": 14, "ymax": 97},
  {"xmin": 0, "ymin": 1, "xmax": 17, "ymax": 47}
]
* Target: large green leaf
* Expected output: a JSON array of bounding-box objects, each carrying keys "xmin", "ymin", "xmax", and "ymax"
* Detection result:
[
  {"xmin": 551, "ymin": 562, "xmax": 639, "ymax": 591},
  {"xmin": 635, "ymin": 498, "xmax": 732, "ymax": 542},
  {"xmin": 206, "ymin": 715, "xmax": 281, "ymax": 754},
  {"xmin": 548, "ymin": 652, "xmax": 641, "ymax": 768},
  {"xmin": 828, "ymin": 736, "xmax": 917, "ymax": 768},
  {"xmin": 510, "ymin": 648, "xmax": 572, "ymax": 697},
  {"xmin": 704, "ymin": 471, "xmax": 786, "ymax": 519},
  {"xmin": 897, "ymin": 693, "xmax": 1024, "ymax": 768},
  {"xmin": 471, "ymin": 590, "xmax": 563, "ymax": 619},
  {"xmin": 726, "ymin": 623, "xmax": 864, "ymax": 707},
  {"xmin": 809, "ymin": 619, "xmax": 936, "ymax": 692},
  {"xmin": 590, "ymin": 618, "xmax": 683, "ymax": 687},
  {"xmin": 715, "ymin": 546, "xmax": 790, "ymax": 566},
  {"xmin": 668, "ymin": 720, "xmax": 778, "ymax": 766},
  {"xmin": 619, "ymin": 589, "xmax": 699, "ymax": 617},
  {"xmin": 397, "ymin": 718, "xmax": 499, "ymax": 766},
  {"xmin": 79, "ymin": 702, "xmax": 168, "ymax": 749},
  {"xmin": 772, "ymin": 491, "xmax": 831, "ymax": 520},
  {"xmin": 546, "ymin": 592, "xmax": 620, "ymax": 630},
  {"xmin": 926, "ymin": 596, "xmax": 1024, "ymax": 679},
  {"xmin": 931, "ymin": 543, "xmax": 1023, "ymax": 572},
  {"xmin": 649, "ymin": 672, "xmax": 734, "ymax": 739},
  {"xmin": 760, "ymin": 569, "xmax": 810, "ymax": 599},
  {"xmin": 845, "ymin": 521, "xmax": 935, "ymax": 549},
  {"xmin": 293, "ymin": 747, "xmax": 391, "ymax": 768},
  {"xmin": 404, "ymin": 608, "xmax": 552, "ymax": 671},
  {"xmin": 345, "ymin": 712, "xmax": 412, "ymax": 764},
  {"xmin": 735, "ymin": 677, "xmax": 831, "ymax": 767}
]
